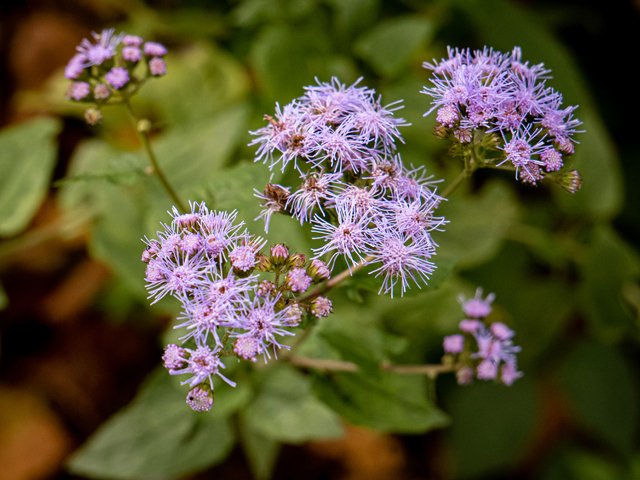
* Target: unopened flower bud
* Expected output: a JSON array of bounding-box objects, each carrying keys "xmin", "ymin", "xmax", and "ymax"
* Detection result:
[
  {"xmin": 149, "ymin": 57, "xmax": 167, "ymax": 76},
  {"xmin": 285, "ymin": 268, "xmax": 312, "ymax": 293},
  {"xmin": 456, "ymin": 366, "xmax": 474, "ymax": 385},
  {"xmin": 286, "ymin": 253, "xmax": 306, "ymax": 269},
  {"xmin": 476, "ymin": 359, "xmax": 498, "ymax": 380},
  {"xmin": 137, "ymin": 119, "xmax": 152, "ymax": 133},
  {"xmin": 311, "ymin": 296, "xmax": 332, "ymax": 318},
  {"xmin": 186, "ymin": 386, "xmax": 213, "ymax": 412},
  {"xmin": 163, "ymin": 344, "xmax": 187, "ymax": 371},
  {"xmin": 283, "ymin": 303, "xmax": 302, "ymax": 326},
  {"xmin": 84, "ymin": 108, "xmax": 102, "ymax": 125},
  {"xmin": 173, "ymin": 213, "xmax": 199, "ymax": 231},
  {"xmin": 94, "ymin": 83, "xmax": 110, "ymax": 100},
  {"xmin": 443, "ymin": 334, "xmax": 464, "ymax": 354},
  {"xmin": 257, "ymin": 280, "xmax": 274, "ymax": 297},
  {"xmin": 554, "ymin": 169, "xmax": 582, "ymax": 194},
  {"xmin": 255, "ymin": 253, "xmax": 271, "ymax": 272},
  {"xmin": 234, "ymin": 334, "xmax": 261, "ymax": 361},
  {"xmin": 434, "ymin": 124, "xmax": 448, "ymax": 139},
  {"xmin": 270, "ymin": 243, "xmax": 289, "ymax": 266},
  {"xmin": 307, "ymin": 259, "xmax": 330, "ymax": 282}
]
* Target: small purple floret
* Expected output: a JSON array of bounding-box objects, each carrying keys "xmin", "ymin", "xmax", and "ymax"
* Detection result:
[
  {"xmin": 144, "ymin": 42, "xmax": 167, "ymax": 56},
  {"xmin": 105, "ymin": 67, "xmax": 129, "ymax": 89},
  {"xmin": 149, "ymin": 57, "xmax": 167, "ymax": 76},
  {"xmin": 443, "ymin": 334, "xmax": 464, "ymax": 354}
]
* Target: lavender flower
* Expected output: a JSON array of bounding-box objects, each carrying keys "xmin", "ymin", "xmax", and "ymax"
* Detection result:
[
  {"xmin": 171, "ymin": 344, "xmax": 235, "ymax": 388},
  {"xmin": 77, "ymin": 28, "xmax": 123, "ymax": 67},
  {"xmin": 149, "ymin": 57, "xmax": 167, "ymax": 76},
  {"xmin": 67, "ymin": 82, "xmax": 90, "ymax": 101},
  {"xmin": 65, "ymin": 54, "xmax": 86, "ymax": 79},
  {"xmin": 123, "ymin": 46, "xmax": 142, "ymax": 62},
  {"xmin": 105, "ymin": 67, "xmax": 129, "ymax": 89},
  {"xmin": 443, "ymin": 334, "xmax": 464, "ymax": 354},
  {"xmin": 144, "ymin": 42, "xmax": 168, "ymax": 56},
  {"xmin": 459, "ymin": 287, "xmax": 495, "ymax": 318}
]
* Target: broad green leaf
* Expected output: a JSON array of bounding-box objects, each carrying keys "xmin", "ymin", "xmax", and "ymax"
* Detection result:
[
  {"xmin": 139, "ymin": 44, "xmax": 250, "ymax": 126},
  {"xmin": 578, "ymin": 226, "xmax": 640, "ymax": 342},
  {"xmin": 0, "ymin": 117, "xmax": 61, "ymax": 236},
  {"xmin": 434, "ymin": 181, "xmax": 520, "ymax": 269},
  {"xmin": 312, "ymin": 370, "xmax": 450, "ymax": 433},
  {"xmin": 243, "ymin": 366, "xmax": 344, "ymax": 443},
  {"xmin": 324, "ymin": 0, "xmax": 381, "ymax": 35},
  {"xmin": 250, "ymin": 24, "xmax": 333, "ymax": 103},
  {"xmin": 354, "ymin": 16, "xmax": 434, "ymax": 77},
  {"xmin": 58, "ymin": 141, "xmax": 150, "ymax": 299},
  {"xmin": 319, "ymin": 329, "xmax": 381, "ymax": 378},
  {"xmin": 453, "ymin": 0, "xmax": 623, "ymax": 219},
  {"xmin": 152, "ymin": 104, "xmax": 250, "ymax": 192},
  {"xmin": 233, "ymin": 0, "xmax": 319, "ymax": 28},
  {"xmin": 239, "ymin": 415, "xmax": 281, "ymax": 480},
  {"xmin": 57, "ymin": 152, "xmax": 145, "ymax": 187},
  {"xmin": 67, "ymin": 369, "xmax": 237, "ymax": 479},
  {"xmin": 560, "ymin": 341, "xmax": 637, "ymax": 455},
  {"xmin": 447, "ymin": 377, "xmax": 537, "ymax": 477}
]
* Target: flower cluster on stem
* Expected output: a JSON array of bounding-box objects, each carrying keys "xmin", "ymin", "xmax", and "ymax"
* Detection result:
[
  {"xmin": 251, "ymin": 78, "xmax": 447, "ymax": 297},
  {"xmin": 145, "ymin": 202, "xmax": 333, "ymax": 410},
  {"xmin": 422, "ymin": 46, "xmax": 583, "ymax": 190},
  {"xmin": 442, "ymin": 288, "xmax": 523, "ymax": 386}
]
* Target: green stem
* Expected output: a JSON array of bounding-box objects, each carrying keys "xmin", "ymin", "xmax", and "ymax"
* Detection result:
[
  {"xmin": 286, "ymin": 355, "xmax": 454, "ymax": 378},
  {"xmin": 121, "ymin": 96, "xmax": 187, "ymax": 213},
  {"xmin": 440, "ymin": 152, "xmax": 479, "ymax": 199}
]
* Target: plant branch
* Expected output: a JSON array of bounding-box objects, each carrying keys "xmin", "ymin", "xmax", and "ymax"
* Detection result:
[
  {"xmin": 286, "ymin": 355, "xmax": 454, "ymax": 379},
  {"xmin": 121, "ymin": 96, "xmax": 187, "ymax": 213}
]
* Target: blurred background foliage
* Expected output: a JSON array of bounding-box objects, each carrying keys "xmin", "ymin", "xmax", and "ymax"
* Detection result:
[{"xmin": 0, "ymin": 0, "xmax": 639, "ymax": 479}]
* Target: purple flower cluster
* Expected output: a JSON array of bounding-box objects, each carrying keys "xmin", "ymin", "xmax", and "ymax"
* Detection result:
[
  {"xmin": 251, "ymin": 78, "xmax": 447, "ymax": 297},
  {"xmin": 422, "ymin": 47, "xmax": 582, "ymax": 185},
  {"xmin": 146, "ymin": 203, "xmax": 332, "ymax": 410},
  {"xmin": 443, "ymin": 288, "xmax": 522, "ymax": 386},
  {"xmin": 64, "ymin": 28, "xmax": 168, "ymax": 123}
]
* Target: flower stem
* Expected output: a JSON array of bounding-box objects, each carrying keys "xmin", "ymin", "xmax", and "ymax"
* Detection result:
[
  {"xmin": 121, "ymin": 96, "xmax": 187, "ymax": 213},
  {"xmin": 286, "ymin": 355, "xmax": 454, "ymax": 379}
]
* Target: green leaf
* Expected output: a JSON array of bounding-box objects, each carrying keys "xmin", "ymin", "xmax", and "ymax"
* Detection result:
[
  {"xmin": 447, "ymin": 378, "xmax": 537, "ymax": 477},
  {"xmin": 319, "ymin": 329, "xmax": 381, "ymax": 379},
  {"xmin": 152, "ymin": 104, "xmax": 250, "ymax": 193},
  {"xmin": 324, "ymin": 0, "xmax": 381, "ymax": 35},
  {"xmin": 354, "ymin": 16, "xmax": 434, "ymax": 77},
  {"xmin": 139, "ymin": 44, "xmax": 250, "ymax": 126},
  {"xmin": 67, "ymin": 369, "xmax": 237, "ymax": 479},
  {"xmin": 312, "ymin": 370, "xmax": 450, "ymax": 433},
  {"xmin": 57, "ymin": 153, "xmax": 145, "ymax": 187},
  {"xmin": 0, "ymin": 117, "xmax": 61, "ymax": 236},
  {"xmin": 434, "ymin": 181, "xmax": 519, "ymax": 269},
  {"xmin": 578, "ymin": 226, "xmax": 640, "ymax": 342},
  {"xmin": 453, "ymin": 0, "xmax": 623, "ymax": 219},
  {"xmin": 239, "ymin": 415, "xmax": 281, "ymax": 480},
  {"xmin": 250, "ymin": 24, "xmax": 333, "ymax": 103},
  {"xmin": 560, "ymin": 341, "xmax": 637, "ymax": 455},
  {"xmin": 243, "ymin": 366, "xmax": 344, "ymax": 444}
]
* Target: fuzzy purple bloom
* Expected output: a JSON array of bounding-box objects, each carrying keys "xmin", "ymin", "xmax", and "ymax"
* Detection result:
[
  {"xmin": 105, "ymin": 67, "xmax": 129, "ymax": 89},
  {"xmin": 443, "ymin": 334, "xmax": 465, "ymax": 354},
  {"xmin": 149, "ymin": 57, "xmax": 167, "ymax": 76},
  {"xmin": 144, "ymin": 41, "xmax": 168, "ymax": 56}
]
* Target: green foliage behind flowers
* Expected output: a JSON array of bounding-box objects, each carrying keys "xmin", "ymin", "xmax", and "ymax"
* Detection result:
[{"xmin": 1, "ymin": 0, "xmax": 636, "ymax": 479}]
